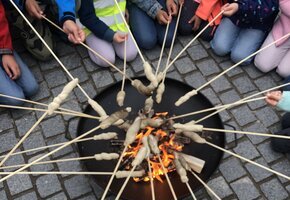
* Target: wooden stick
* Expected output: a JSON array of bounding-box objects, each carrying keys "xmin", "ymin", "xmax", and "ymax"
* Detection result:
[
  {"xmin": 0, "ymin": 112, "xmax": 48, "ymax": 167},
  {"xmin": 115, "ymin": 165, "xmax": 137, "ymax": 200},
  {"xmin": 101, "ymin": 145, "xmax": 128, "ymax": 200},
  {"xmin": 185, "ymin": 182, "xmax": 197, "ymax": 200},
  {"xmin": 121, "ymin": 39, "xmax": 127, "ymax": 92},
  {"xmin": 205, "ymin": 141, "xmax": 290, "ymax": 181},
  {"xmin": 147, "ymin": 158, "xmax": 155, "ymax": 200},
  {"xmin": 155, "ymin": 20, "xmax": 171, "ymax": 76},
  {"xmin": 190, "ymin": 170, "xmax": 221, "ymax": 200},
  {"xmin": 0, "ymin": 104, "xmax": 99, "ymax": 120},
  {"xmin": 113, "ymin": 0, "xmax": 146, "ymax": 63},
  {"xmin": 0, "ymin": 136, "xmax": 95, "ymax": 160},
  {"xmin": 0, "ymin": 171, "xmax": 113, "ymax": 175},
  {"xmin": 0, "ymin": 126, "xmax": 101, "ymax": 183},
  {"xmin": 170, "ymin": 96, "xmax": 265, "ymax": 120},
  {"xmin": 203, "ymin": 127, "xmax": 290, "ymax": 140},
  {"xmin": 194, "ymin": 32, "xmax": 290, "ymax": 93},
  {"xmin": 157, "ymin": 155, "xmax": 177, "ymax": 200},
  {"xmin": 163, "ymin": 10, "xmax": 224, "ymax": 74}
]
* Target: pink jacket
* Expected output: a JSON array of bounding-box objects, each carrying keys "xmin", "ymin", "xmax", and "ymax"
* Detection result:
[{"xmin": 272, "ymin": 0, "xmax": 290, "ymax": 46}]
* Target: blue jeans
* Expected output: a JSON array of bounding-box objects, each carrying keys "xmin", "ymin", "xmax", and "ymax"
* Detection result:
[
  {"xmin": 210, "ymin": 18, "xmax": 266, "ymax": 65},
  {"xmin": 0, "ymin": 52, "xmax": 39, "ymax": 105},
  {"xmin": 128, "ymin": 0, "xmax": 177, "ymax": 50}
]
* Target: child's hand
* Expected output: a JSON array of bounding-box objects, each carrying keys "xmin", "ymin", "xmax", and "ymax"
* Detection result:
[
  {"xmin": 178, "ymin": 0, "xmax": 184, "ymax": 5},
  {"xmin": 222, "ymin": 3, "xmax": 239, "ymax": 17},
  {"xmin": 2, "ymin": 54, "xmax": 21, "ymax": 80},
  {"xmin": 25, "ymin": 0, "xmax": 43, "ymax": 19},
  {"xmin": 189, "ymin": 15, "xmax": 202, "ymax": 31},
  {"xmin": 156, "ymin": 9, "xmax": 171, "ymax": 24},
  {"xmin": 113, "ymin": 32, "xmax": 128, "ymax": 43},
  {"xmin": 166, "ymin": 0, "xmax": 178, "ymax": 16},
  {"xmin": 266, "ymin": 91, "xmax": 282, "ymax": 106},
  {"xmin": 63, "ymin": 20, "xmax": 85, "ymax": 44}
]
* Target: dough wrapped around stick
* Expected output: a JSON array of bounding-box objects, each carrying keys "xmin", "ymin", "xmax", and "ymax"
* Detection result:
[
  {"xmin": 140, "ymin": 118, "xmax": 164, "ymax": 129},
  {"xmin": 182, "ymin": 132, "xmax": 206, "ymax": 144},
  {"xmin": 100, "ymin": 107, "xmax": 131, "ymax": 129},
  {"xmin": 132, "ymin": 146, "xmax": 149, "ymax": 167},
  {"xmin": 156, "ymin": 82, "xmax": 165, "ymax": 104},
  {"xmin": 142, "ymin": 136, "xmax": 150, "ymax": 158},
  {"xmin": 148, "ymin": 135, "xmax": 160, "ymax": 155},
  {"xmin": 47, "ymin": 78, "xmax": 79, "ymax": 115},
  {"xmin": 94, "ymin": 153, "xmax": 119, "ymax": 160},
  {"xmin": 88, "ymin": 98, "xmax": 107, "ymax": 120},
  {"xmin": 179, "ymin": 153, "xmax": 205, "ymax": 173},
  {"xmin": 178, "ymin": 153, "xmax": 191, "ymax": 171},
  {"xmin": 93, "ymin": 132, "xmax": 118, "ymax": 140},
  {"xmin": 131, "ymin": 79, "xmax": 154, "ymax": 96},
  {"xmin": 116, "ymin": 170, "xmax": 145, "ymax": 178},
  {"xmin": 116, "ymin": 91, "xmax": 126, "ymax": 107},
  {"xmin": 147, "ymin": 72, "xmax": 164, "ymax": 90},
  {"xmin": 175, "ymin": 90, "xmax": 198, "ymax": 107},
  {"xmin": 144, "ymin": 96, "xmax": 154, "ymax": 113},
  {"xmin": 124, "ymin": 117, "xmax": 142, "ymax": 146},
  {"xmin": 117, "ymin": 121, "xmax": 131, "ymax": 131},
  {"xmin": 144, "ymin": 62, "xmax": 158, "ymax": 87},
  {"xmin": 173, "ymin": 123, "xmax": 203, "ymax": 132},
  {"xmin": 173, "ymin": 152, "xmax": 188, "ymax": 183}
]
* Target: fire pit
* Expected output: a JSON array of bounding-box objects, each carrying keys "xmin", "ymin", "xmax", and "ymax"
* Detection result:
[{"xmin": 77, "ymin": 77, "xmax": 225, "ymax": 200}]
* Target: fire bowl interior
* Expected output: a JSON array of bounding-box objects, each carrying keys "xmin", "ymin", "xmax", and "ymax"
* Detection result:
[{"xmin": 77, "ymin": 77, "xmax": 225, "ymax": 200}]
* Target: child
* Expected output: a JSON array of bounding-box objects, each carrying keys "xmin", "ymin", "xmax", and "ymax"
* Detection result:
[
  {"xmin": 0, "ymin": 0, "xmax": 38, "ymax": 106},
  {"xmin": 127, "ymin": 0, "xmax": 178, "ymax": 50},
  {"xmin": 178, "ymin": 0, "xmax": 225, "ymax": 41},
  {"xmin": 211, "ymin": 0, "xmax": 279, "ymax": 65},
  {"xmin": 78, "ymin": 0, "xmax": 138, "ymax": 67},
  {"xmin": 266, "ymin": 87, "xmax": 290, "ymax": 153},
  {"xmin": 255, "ymin": 0, "xmax": 290, "ymax": 78}
]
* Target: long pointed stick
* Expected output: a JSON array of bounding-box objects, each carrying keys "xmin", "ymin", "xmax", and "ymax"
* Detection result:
[
  {"xmin": 157, "ymin": 155, "xmax": 177, "ymax": 200},
  {"xmin": 0, "ymin": 112, "xmax": 48, "ymax": 167},
  {"xmin": 147, "ymin": 158, "xmax": 155, "ymax": 200},
  {"xmin": 190, "ymin": 170, "xmax": 221, "ymax": 200},
  {"xmin": 185, "ymin": 182, "xmax": 197, "ymax": 200},
  {"xmin": 0, "ymin": 126, "xmax": 101, "ymax": 183},
  {"xmin": 0, "ymin": 171, "xmax": 113, "ymax": 175},
  {"xmin": 205, "ymin": 141, "xmax": 290, "ymax": 181},
  {"xmin": 115, "ymin": 165, "xmax": 137, "ymax": 200}
]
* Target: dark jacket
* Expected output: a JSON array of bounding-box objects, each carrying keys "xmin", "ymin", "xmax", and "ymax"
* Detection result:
[
  {"xmin": 229, "ymin": 0, "xmax": 279, "ymax": 32},
  {"xmin": 0, "ymin": 0, "xmax": 13, "ymax": 55}
]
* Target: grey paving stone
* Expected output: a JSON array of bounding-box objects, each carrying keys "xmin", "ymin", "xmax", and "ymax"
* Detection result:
[
  {"xmin": 254, "ymin": 76, "xmax": 277, "ymax": 91},
  {"xmin": 114, "ymin": 68, "xmax": 134, "ymax": 82},
  {"xmin": 31, "ymin": 81, "xmax": 51, "ymax": 101},
  {"xmin": 219, "ymin": 157, "xmax": 246, "ymax": 182},
  {"xmin": 14, "ymin": 191, "xmax": 38, "ymax": 200},
  {"xmin": 230, "ymin": 105, "xmax": 256, "ymax": 126},
  {"xmin": 39, "ymin": 59, "xmax": 59, "ymax": 71},
  {"xmin": 23, "ymin": 131, "xmax": 46, "ymax": 155},
  {"xmin": 28, "ymin": 153, "xmax": 54, "ymax": 173},
  {"xmin": 55, "ymin": 42, "xmax": 76, "ymax": 57},
  {"xmin": 245, "ymin": 157, "xmax": 272, "ymax": 182},
  {"xmin": 271, "ymin": 159, "xmax": 290, "ymax": 183},
  {"xmin": 187, "ymin": 45, "xmax": 208, "ymax": 61},
  {"xmin": 36, "ymin": 175, "xmax": 62, "ymax": 198},
  {"xmin": 247, "ymin": 97, "xmax": 267, "ymax": 110},
  {"xmin": 92, "ymin": 70, "xmax": 114, "ymax": 88},
  {"xmin": 31, "ymin": 65, "xmax": 44, "ymax": 83},
  {"xmin": 6, "ymin": 174, "xmax": 33, "ymax": 195},
  {"xmin": 60, "ymin": 53, "xmax": 82, "ymax": 70},
  {"xmin": 196, "ymin": 59, "xmax": 221, "ymax": 77},
  {"xmin": 207, "ymin": 176, "xmax": 233, "ymax": 199},
  {"xmin": 230, "ymin": 177, "xmax": 260, "ymax": 200},
  {"xmin": 233, "ymin": 139, "xmax": 260, "ymax": 160},
  {"xmin": 184, "ymin": 71, "xmax": 207, "ymax": 89},
  {"xmin": 15, "ymin": 113, "xmax": 39, "ymax": 137},
  {"xmin": 244, "ymin": 64, "xmax": 264, "ymax": 79},
  {"xmin": 174, "ymin": 57, "xmax": 196, "ymax": 74},
  {"xmin": 83, "ymin": 57, "xmax": 98, "ymax": 72},
  {"xmin": 47, "ymin": 135, "xmax": 74, "ymax": 158},
  {"xmin": 0, "ymin": 113, "xmax": 13, "ymax": 131},
  {"xmin": 10, "ymin": 105, "xmax": 32, "ymax": 119},
  {"xmin": 166, "ymin": 42, "xmax": 187, "ymax": 59},
  {"xmin": 0, "ymin": 130, "xmax": 18, "ymax": 154},
  {"xmin": 44, "ymin": 70, "xmax": 68, "ymax": 88},
  {"xmin": 130, "ymin": 56, "xmax": 143, "ymax": 74},
  {"xmin": 46, "ymin": 192, "xmax": 68, "ymax": 200},
  {"xmin": 3, "ymin": 153, "xmax": 25, "ymax": 172},
  {"xmin": 178, "ymin": 35, "xmax": 200, "ymax": 47},
  {"xmin": 219, "ymin": 60, "xmax": 244, "ymax": 77},
  {"xmin": 74, "ymin": 81, "xmax": 97, "ymax": 103},
  {"xmin": 209, "ymin": 50, "xmax": 230, "ymax": 63},
  {"xmin": 56, "ymin": 153, "xmax": 82, "ymax": 177},
  {"xmin": 255, "ymin": 107, "xmax": 280, "ymax": 127},
  {"xmin": 71, "ymin": 67, "xmax": 89, "ymax": 83},
  {"xmin": 0, "ymin": 190, "xmax": 8, "ymax": 200},
  {"xmin": 41, "ymin": 116, "xmax": 65, "ymax": 138},
  {"xmin": 64, "ymin": 176, "xmax": 92, "ymax": 199},
  {"xmin": 219, "ymin": 110, "xmax": 232, "ymax": 123},
  {"xmin": 144, "ymin": 45, "xmax": 162, "ymax": 60},
  {"xmin": 233, "ymin": 76, "xmax": 257, "ymax": 94},
  {"xmin": 200, "ymin": 88, "xmax": 220, "ymax": 105},
  {"xmin": 68, "ymin": 118, "xmax": 79, "ymax": 139},
  {"xmin": 219, "ymin": 89, "xmax": 241, "ymax": 105},
  {"xmin": 76, "ymin": 45, "xmax": 89, "ymax": 59},
  {"xmin": 78, "ymin": 194, "xmax": 97, "ymax": 200},
  {"xmin": 61, "ymin": 100, "xmax": 83, "ymax": 121},
  {"xmin": 260, "ymin": 178, "xmax": 288, "ymax": 200},
  {"xmin": 257, "ymin": 141, "xmax": 283, "ymax": 163},
  {"xmin": 244, "ymin": 122, "xmax": 269, "ymax": 144},
  {"xmin": 224, "ymin": 120, "xmax": 242, "ymax": 144},
  {"xmin": 166, "ymin": 71, "xmax": 183, "ymax": 82},
  {"xmin": 210, "ymin": 76, "xmax": 232, "ymax": 93}
]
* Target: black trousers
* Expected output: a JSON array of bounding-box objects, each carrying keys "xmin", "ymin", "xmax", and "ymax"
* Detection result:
[{"xmin": 271, "ymin": 113, "xmax": 290, "ymax": 153}]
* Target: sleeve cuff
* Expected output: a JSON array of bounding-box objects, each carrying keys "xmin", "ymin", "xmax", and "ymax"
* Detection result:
[
  {"xmin": 0, "ymin": 49, "xmax": 13, "ymax": 55},
  {"xmin": 103, "ymin": 29, "xmax": 115, "ymax": 43},
  {"xmin": 277, "ymin": 91, "xmax": 290, "ymax": 112},
  {"xmin": 60, "ymin": 12, "xmax": 76, "ymax": 27},
  {"xmin": 150, "ymin": 3, "xmax": 163, "ymax": 19}
]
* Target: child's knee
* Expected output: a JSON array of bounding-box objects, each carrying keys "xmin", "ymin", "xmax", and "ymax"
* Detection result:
[
  {"xmin": 89, "ymin": 52, "xmax": 115, "ymax": 67},
  {"xmin": 210, "ymin": 39, "xmax": 230, "ymax": 56},
  {"xmin": 138, "ymin": 34, "xmax": 157, "ymax": 50},
  {"xmin": 231, "ymin": 50, "xmax": 252, "ymax": 66},
  {"xmin": 24, "ymin": 81, "xmax": 39, "ymax": 97},
  {"xmin": 254, "ymin": 55, "xmax": 273, "ymax": 73},
  {"xmin": 126, "ymin": 50, "xmax": 138, "ymax": 62}
]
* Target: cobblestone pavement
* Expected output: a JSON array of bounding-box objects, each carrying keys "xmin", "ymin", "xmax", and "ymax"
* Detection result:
[{"xmin": 0, "ymin": 32, "xmax": 289, "ymax": 200}]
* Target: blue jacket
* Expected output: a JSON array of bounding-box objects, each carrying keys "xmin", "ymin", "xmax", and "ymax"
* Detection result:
[
  {"xmin": 13, "ymin": 0, "xmax": 76, "ymax": 26},
  {"xmin": 128, "ymin": 0, "xmax": 162, "ymax": 19},
  {"xmin": 229, "ymin": 0, "xmax": 279, "ymax": 32}
]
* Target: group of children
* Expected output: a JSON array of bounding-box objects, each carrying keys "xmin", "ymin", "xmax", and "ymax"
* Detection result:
[{"xmin": 0, "ymin": 0, "xmax": 290, "ymax": 152}]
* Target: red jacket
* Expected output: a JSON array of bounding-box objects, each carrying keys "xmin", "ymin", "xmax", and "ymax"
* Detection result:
[
  {"xmin": 195, "ymin": 0, "xmax": 225, "ymax": 25},
  {"xmin": 0, "ymin": 0, "xmax": 13, "ymax": 54}
]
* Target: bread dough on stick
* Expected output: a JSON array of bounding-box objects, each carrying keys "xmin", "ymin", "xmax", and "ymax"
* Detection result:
[
  {"xmin": 100, "ymin": 107, "xmax": 131, "ymax": 129},
  {"xmin": 140, "ymin": 118, "xmax": 164, "ymax": 129},
  {"xmin": 47, "ymin": 78, "xmax": 79, "ymax": 115},
  {"xmin": 131, "ymin": 79, "xmax": 153, "ymax": 96},
  {"xmin": 124, "ymin": 117, "xmax": 141, "ymax": 146},
  {"xmin": 173, "ymin": 123, "xmax": 203, "ymax": 132},
  {"xmin": 156, "ymin": 82, "xmax": 165, "ymax": 104},
  {"xmin": 93, "ymin": 132, "xmax": 118, "ymax": 140},
  {"xmin": 173, "ymin": 152, "xmax": 188, "ymax": 183},
  {"xmin": 148, "ymin": 135, "xmax": 160, "ymax": 155},
  {"xmin": 175, "ymin": 90, "xmax": 198, "ymax": 107},
  {"xmin": 94, "ymin": 153, "xmax": 119, "ymax": 160},
  {"xmin": 144, "ymin": 96, "xmax": 154, "ymax": 113},
  {"xmin": 182, "ymin": 132, "xmax": 206, "ymax": 144},
  {"xmin": 116, "ymin": 91, "xmax": 126, "ymax": 107},
  {"xmin": 116, "ymin": 170, "xmax": 145, "ymax": 178},
  {"xmin": 88, "ymin": 98, "xmax": 107, "ymax": 120},
  {"xmin": 144, "ymin": 62, "xmax": 158, "ymax": 87}
]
